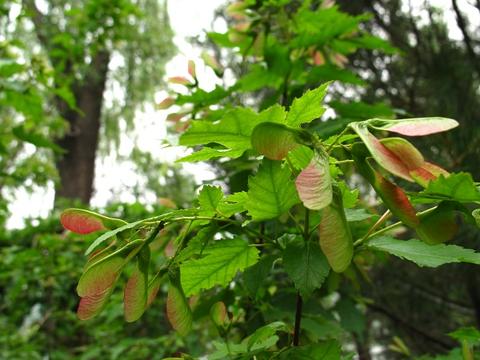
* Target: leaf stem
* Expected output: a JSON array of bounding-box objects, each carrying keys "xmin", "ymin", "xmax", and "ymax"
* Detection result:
[
  {"xmin": 145, "ymin": 221, "xmax": 165, "ymax": 245},
  {"xmin": 293, "ymin": 291, "xmax": 303, "ymax": 346},
  {"xmin": 332, "ymin": 159, "xmax": 355, "ymax": 165},
  {"xmin": 353, "ymin": 206, "xmax": 438, "ymax": 247},
  {"xmin": 288, "ymin": 211, "xmax": 304, "ymax": 235},
  {"xmin": 292, "ymin": 208, "xmax": 310, "ymax": 346},
  {"xmin": 326, "ymin": 126, "xmax": 351, "ymax": 154},
  {"xmin": 303, "ymin": 208, "xmax": 310, "ymax": 242},
  {"xmin": 358, "ymin": 210, "xmax": 391, "ymax": 244}
]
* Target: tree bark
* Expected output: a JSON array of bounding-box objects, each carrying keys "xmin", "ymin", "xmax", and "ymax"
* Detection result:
[
  {"xmin": 23, "ymin": 0, "xmax": 110, "ymax": 205},
  {"xmin": 54, "ymin": 51, "xmax": 110, "ymax": 205},
  {"xmin": 451, "ymin": 0, "xmax": 480, "ymax": 76}
]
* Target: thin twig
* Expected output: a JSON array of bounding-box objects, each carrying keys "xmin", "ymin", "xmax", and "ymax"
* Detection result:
[
  {"xmin": 359, "ymin": 210, "xmax": 391, "ymax": 244},
  {"xmin": 293, "ymin": 292, "xmax": 303, "ymax": 346}
]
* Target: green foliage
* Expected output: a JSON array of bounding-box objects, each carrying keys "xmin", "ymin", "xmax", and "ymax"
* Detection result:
[
  {"xmin": 180, "ymin": 238, "xmax": 259, "ymax": 296},
  {"xmin": 4, "ymin": 0, "xmax": 480, "ymax": 358},
  {"xmin": 245, "ymin": 159, "xmax": 300, "ymax": 221},
  {"xmin": 283, "ymin": 236, "xmax": 330, "ymax": 299},
  {"xmin": 54, "ymin": 0, "xmax": 480, "ymax": 356},
  {"xmin": 416, "ymin": 173, "xmax": 480, "ymax": 202},
  {"xmin": 286, "ymin": 82, "xmax": 329, "ymax": 128},
  {"xmin": 366, "ymin": 236, "xmax": 480, "ymax": 267},
  {"xmin": 318, "ymin": 186, "xmax": 354, "ymax": 273}
]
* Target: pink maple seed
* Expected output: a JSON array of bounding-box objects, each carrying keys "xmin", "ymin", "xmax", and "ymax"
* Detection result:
[{"xmin": 60, "ymin": 210, "xmax": 105, "ymax": 234}]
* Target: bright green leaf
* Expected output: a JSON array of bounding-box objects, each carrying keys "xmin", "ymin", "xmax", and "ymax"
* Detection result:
[
  {"xmin": 217, "ymin": 192, "xmax": 248, "ymax": 217},
  {"xmin": 179, "ymin": 106, "xmax": 286, "ymax": 158},
  {"xmin": 177, "ymin": 147, "xmax": 245, "ymax": 162},
  {"xmin": 251, "ymin": 122, "xmax": 300, "ymax": 160},
  {"xmin": 246, "ymin": 322, "xmax": 287, "ymax": 351},
  {"xmin": 288, "ymin": 145, "xmax": 314, "ymax": 170},
  {"xmin": 246, "ymin": 159, "xmax": 300, "ymax": 221},
  {"xmin": 180, "ymin": 238, "xmax": 259, "ymax": 296},
  {"xmin": 416, "ymin": 173, "xmax": 480, "ymax": 203},
  {"xmin": 198, "ymin": 185, "xmax": 223, "ymax": 214},
  {"xmin": 286, "ymin": 82, "xmax": 330, "ymax": 128}
]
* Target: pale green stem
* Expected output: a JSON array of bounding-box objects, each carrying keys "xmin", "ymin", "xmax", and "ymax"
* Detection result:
[{"xmin": 354, "ymin": 206, "xmax": 438, "ymax": 247}]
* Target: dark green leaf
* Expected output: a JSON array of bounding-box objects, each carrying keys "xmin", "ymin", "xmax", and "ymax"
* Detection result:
[
  {"xmin": 283, "ymin": 237, "xmax": 330, "ymax": 298},
  {"xmin": 366, "ymin": 236, "xmax": 480, "ymax": 267}
]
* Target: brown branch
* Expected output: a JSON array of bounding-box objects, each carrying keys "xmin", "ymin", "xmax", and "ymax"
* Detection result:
[
  {"xmin": 451, "ymin": 0, "xmax": 480, "ymax": 75},
  {"xmin": 22, "ymin": 0, "xmax": 53, "ymax": 50},
  {"xmin": 292, "ymin": 291, "xmax": 303, "ymax": 346}
]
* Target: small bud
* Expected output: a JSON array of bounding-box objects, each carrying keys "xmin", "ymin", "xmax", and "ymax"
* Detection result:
[
  {"xmin": 157, "ymin": 97, "xmax": 175, "ymax": 109},
  {"xmin": 166, "ymin": 113, "xmax": 186, "ymax": 122},
  {"xmin": 210, "ymin": 302, "xmax": 227, "ymax": 327},
  {"xmin": 313, "ymin": 51, "xmax": 325, "ymax": 66},
  {"xmin": 168, "ymin": 76, "xmax": 191, "ymax": 85},
  {"xmin": 201, "ymin": 52, "xmax": 223, "ymax": 76},
  {"xmin": 188, "ymin": 60, "xmax": 196, "ymax": 79}
]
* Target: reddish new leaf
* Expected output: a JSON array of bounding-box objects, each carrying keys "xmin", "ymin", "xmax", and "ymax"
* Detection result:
[
  {"xmin": 374, "ymin": 171, "xmax": 419, "ymax": 228},
  {"xmin": 350, "ymin": 123, "xmax": 413, "ymax": 181},
  {"xmin": 369, "ymin": 117, "xmax": 458, "ymax": 136},
  {"xmin": 295, "ymin": 150, "xmax": 332, "ymax": 210},
  {"xmin": 60, "ymin": 208, "xmax": 127, "ymax": 234},
  {"xmin": 146, "ymin": 276, "xmax": 163, "ymax": 307},
  {"xmin": 352, "ymin": 144, "xmax": 419, "ymax": 228},
  {"xmin": 124, "ymin": 268, "xmax": 148, "ymax": 322},
  {"xmin": 168, "ymin": 76, "xmax": 191, "ymax": 85},
  {"xmin": 251, "ymin": 122, "xmax": 300, "ymax": 160},
  {"xmin": 319, "ymin": 186, "xmax": 353, "ymax": 272},
  {"xmin": 166, "ymin": 278, "xmax": 192, "ymax": 336},
  {"xmin": 157, "ymin": 97, "xmax": 175, "ymax": 110},
  {"xmin": 77, "ymin": 256, "xmax": 124, "ymax": 297},
  {"xmin": 210, "ymin": 301, "xmax": 227, "ymax": 327},
  {"xmin": 351, "ymin": 123, "xmax": 448, "ymax": 186},
  {"xmin": 77, "ymin": 288, "xmax": 113, "ymax": 320},
  {"xmin": 61, "ymin": 209, "xmax": 105, "ymax": 234},
  {"xmin": 124, "ymin": 247, "xmax": 150, "ymax": 322},
  {"xmin": 381, "ymin": 137, "xmax": 449, "ymax": 187},
  {"xmin": 380, "ymin": 137, "xmax": 424, "ymax": 170},
  {"xmin": 188, "ymin": 60, "xmax": 196, "ymax": 78},
  {"xmin": 410, "ymin": 162, "xmax": 449, "ymax": 188}
]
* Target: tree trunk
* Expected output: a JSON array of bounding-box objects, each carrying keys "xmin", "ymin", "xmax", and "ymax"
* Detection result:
[{"xmin": 54, "ymin": 51, "xmax": 110, "ymax": 205}]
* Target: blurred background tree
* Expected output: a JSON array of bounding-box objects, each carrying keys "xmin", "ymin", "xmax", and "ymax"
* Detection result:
[{"xmin": 0, "ymin": 0, "xmax": 174, "ymax": 208}]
